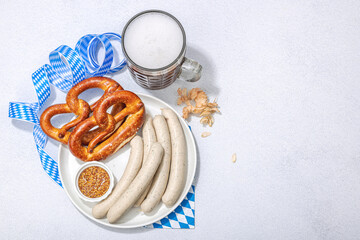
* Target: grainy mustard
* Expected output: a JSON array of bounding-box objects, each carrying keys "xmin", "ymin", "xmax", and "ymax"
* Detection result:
[{"xmin": 78, "ymin": 166, "xmax": 110, "ymax": 198}]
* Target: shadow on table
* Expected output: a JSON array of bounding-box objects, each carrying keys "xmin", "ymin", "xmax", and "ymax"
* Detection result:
[
  {"xmin": 186, "ymin": 45, "xmax": 219, "ymax": 96},
  {"xmin": 11, "ymin": 119, "xmax": 34, "ymax": 133},
  {"xmin": 87, "ymin": 217, "xmax": 153, "ymax": 233}
]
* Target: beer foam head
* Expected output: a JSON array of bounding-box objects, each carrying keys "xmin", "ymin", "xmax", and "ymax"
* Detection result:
[{"xmin": 123, "ymin": 12, "xmax": 184, "ymax": 69}]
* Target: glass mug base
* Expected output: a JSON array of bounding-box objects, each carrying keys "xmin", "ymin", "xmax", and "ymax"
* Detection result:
[
  {"xmin": 127, "ymin": 62, "xmax": 182, "ymax": 90},
  {"xmin": 121, "ymin": 10, "xmax": 202, "ymax": 90}
]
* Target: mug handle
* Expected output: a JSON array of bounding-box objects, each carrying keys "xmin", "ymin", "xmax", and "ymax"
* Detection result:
[{"xmin": 178, "ymin": 57, "xmax": 202, "ymax": 82}]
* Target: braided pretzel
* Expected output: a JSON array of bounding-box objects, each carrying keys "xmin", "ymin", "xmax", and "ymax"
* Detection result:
[
  {"xmin": 68, "ymin": 90, "xmax": 145, "ymax": 162},
  {"xmin": 40, "ymin": 77, "xmax": 123, "ymax": 144}
]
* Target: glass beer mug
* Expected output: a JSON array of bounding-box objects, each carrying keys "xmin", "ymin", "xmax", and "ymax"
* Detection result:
[{"xmin": 121, "ymin": 10, "xmax": 202, "ymax": 89}]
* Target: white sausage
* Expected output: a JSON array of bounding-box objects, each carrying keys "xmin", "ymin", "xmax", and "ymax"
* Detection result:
[
  {"xmin": 92, "ymin": 136, "xmax": 143, "ymax": 219},
  {"xmin": 141, "ymin": 115, "xmax": 171, "ymax": 213},
  {"xmin": 161, "ymin": 108, "xmax": 187, "ymax": 207},
  {"xmin": 142, "ymin": 114, "xmax": 157, "ymax": 163},
  {"xmin": 134, "ymin": 115, "xmax": 157, "ymax": 207},
  {"xmin": 107, "ymin": 143, "xmax": 164, "ymax": 223}
]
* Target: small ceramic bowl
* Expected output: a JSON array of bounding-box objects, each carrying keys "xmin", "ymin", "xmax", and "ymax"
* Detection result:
[{"xmin": 74, "ymin": 161, "xmax": 114, "ymax": 203}]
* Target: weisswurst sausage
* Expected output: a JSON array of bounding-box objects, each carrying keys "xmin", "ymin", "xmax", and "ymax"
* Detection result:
[
  {"xmin": 92, "ymin": 136, "xmax": 143, "ymax": 219},
  {"xmin": 107, "ymin": 143, "xmax": 164, "ymax": 223},
  {"xmin": 161, "ymin": 108, "xmax": 187, "ymax": 207},
  {"xmin": 134, "ymin": 115, "xmax": 157, "ymax": 207},
  {"xmin": 141, "ymin": 115, "xmax": 171, "ymax": 213}
]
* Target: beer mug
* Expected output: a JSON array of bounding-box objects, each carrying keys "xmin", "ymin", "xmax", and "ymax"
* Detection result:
[{"xmin": 121, "ymin": 10, "xmax": 202, "ymax": 89}]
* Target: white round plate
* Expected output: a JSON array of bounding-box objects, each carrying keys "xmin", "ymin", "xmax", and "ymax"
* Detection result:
[{"xmin": 58, "ymin": 93, "xmax": 197, "ymax": 228}]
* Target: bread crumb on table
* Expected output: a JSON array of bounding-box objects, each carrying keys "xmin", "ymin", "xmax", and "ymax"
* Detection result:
[
  {"xmin": 201, "ymin": 132, "xmax": 211, "ymax": 138},
  {"xmin": 232, "ymin": 153, "xmax": 237, "ymax": 163}
]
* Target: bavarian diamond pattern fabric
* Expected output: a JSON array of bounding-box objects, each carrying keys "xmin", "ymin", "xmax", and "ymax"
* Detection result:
[
  {"xmin": 75, "ymin": 33, "xmax": 126, "ymax": 76},
  {"xmin": 8, "ymin": 33, "xmax": 195, "ymax": 229},
  {"xmin": 146, "ymin": 185, "xmax": 195, "ymax": 229},
  {"xmin": 9, "ymin": 102, "xmax": 40, "ymax": 124}
]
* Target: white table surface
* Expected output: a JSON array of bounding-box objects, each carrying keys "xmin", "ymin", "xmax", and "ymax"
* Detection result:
[{"xmin": 2, "ymin": 0, "xmax": 360, "ymax": 239}]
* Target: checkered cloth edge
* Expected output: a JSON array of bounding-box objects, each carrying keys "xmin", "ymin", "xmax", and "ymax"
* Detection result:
[
  {"xmin": 145, "ymin": 185, "xmax": 195, "ymax": 229},
  {"xmin": 8, "ymin": 33, "xmax": 195, "ymax": 229}
]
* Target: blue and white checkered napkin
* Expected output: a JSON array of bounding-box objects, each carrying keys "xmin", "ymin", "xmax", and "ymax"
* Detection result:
[
  {"xmin": 147, "ymin": 185, "xmax": 195, "ymax": 229},
  {"xmin": 8, "ymin": 33, "xmax": 195, "ymax": 229}
]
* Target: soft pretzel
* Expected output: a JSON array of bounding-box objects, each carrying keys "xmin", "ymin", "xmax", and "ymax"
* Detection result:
[
  {"xmin": 40, "ymin": 77, "xmax": 123, "ymax": 144},
  {"xmin": 68, "ymin": 90, "xmax": 145, "ymax": 161}
]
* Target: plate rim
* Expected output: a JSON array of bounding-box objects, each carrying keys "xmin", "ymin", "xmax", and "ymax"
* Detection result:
[{"xmin": 58, "ymin": 92, "xmax": 197, "ymax": 229}]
